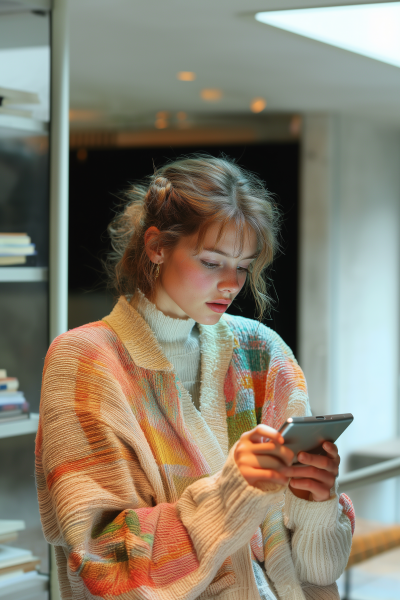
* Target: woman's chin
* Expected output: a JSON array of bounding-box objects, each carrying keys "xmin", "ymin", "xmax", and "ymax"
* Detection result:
[{"xmin": 195, "ymin": 312, "xmax": 223, "ymax": 326}]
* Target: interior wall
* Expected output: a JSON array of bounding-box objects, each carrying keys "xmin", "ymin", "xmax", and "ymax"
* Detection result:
[{"xmin": 299, "ymin": 113, "xmax": 400, "ymax": 523}]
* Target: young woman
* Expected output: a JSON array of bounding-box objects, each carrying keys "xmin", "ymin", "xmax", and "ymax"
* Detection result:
[{"xmin": 35, "ymin": 155, "xmax": 354, "ymax": 600}]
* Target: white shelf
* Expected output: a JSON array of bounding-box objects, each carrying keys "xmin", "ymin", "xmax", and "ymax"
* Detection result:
[
  {"xmin": 0, "ymin": 267, "xmax": 48, "ymax": 282},
  {"xmin": 0, "ymin": 114, "xmax": 48, "ymax": 137},
  {"xmin": 0, "ymin": 413, "xmax": 39, "ymax": 439}
]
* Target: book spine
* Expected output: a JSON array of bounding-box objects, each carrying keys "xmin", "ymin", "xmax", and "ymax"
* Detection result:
[
  {"xmin": 0, "ymin": 414, "xmax": 29, "ymax": 423},
  {"xmin": 0, "ymin": 256, "xmax": 27, "ymax": 265},
  {"xmin": 0, "ymin": 397, "xmax": 26, "ymax": 407},
  {"xmin": 0, "ymin": 244, "xmax": 36, "ymax": 256},
  {"xmin": 0, "ymin": 401, "xmax": 29, "ymax": 413},
  {"xmin": 0, "ymin": 236, "xmax": 31, "ymax": 245},
  {"xmin": 0, "ymin": 401, "xmax": 29, "ymax": 412},
  {"xmin": 0, "ymin": 410, "xmax": 25, "ymax": 418},
  {"xmin": 0, "ymin": 380, "xmax": 19, "ymax": 392}
]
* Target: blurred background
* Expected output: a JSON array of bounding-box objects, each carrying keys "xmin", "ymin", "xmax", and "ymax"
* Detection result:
[{"xmin": 1, "ymin": 1, "xmax": 400, "ymax": 599}]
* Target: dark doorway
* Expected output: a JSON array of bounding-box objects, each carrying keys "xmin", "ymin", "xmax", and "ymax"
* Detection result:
[{"xmin": 69, "ymin": 142, "xmax": 299, "ymax": 354}]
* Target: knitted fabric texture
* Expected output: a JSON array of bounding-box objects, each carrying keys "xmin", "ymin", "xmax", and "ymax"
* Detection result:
[
  {"xmin": 132, "ymin": 290, "xmax": 201, "ymax": 409},
  {"xmin": 35, "ymin": 296, "xmax": 355, "ymax": 600}
]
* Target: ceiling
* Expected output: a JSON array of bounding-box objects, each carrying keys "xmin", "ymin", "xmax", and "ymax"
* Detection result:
[
  {"xmin": 66, "ymin": 0, "xmax": 400, "ymax": 133},
  {"xmin": 3, "ymin": 0, "xmax": 397, "ymax": 137}
]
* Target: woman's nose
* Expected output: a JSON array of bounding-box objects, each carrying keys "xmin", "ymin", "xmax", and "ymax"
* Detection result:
[{"xmin": 217, "ymin": 269, "xmax": 241, "ymax": 294}]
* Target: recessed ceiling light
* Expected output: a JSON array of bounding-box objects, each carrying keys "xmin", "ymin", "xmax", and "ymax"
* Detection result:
[
  {"xmin": 177, "ymin": 71, "xmax": 196, "ymax": 81},
  {"xmin": 201, "ymin": 89, "xmax": 222, "ymax": 101},
  {"xmin": 155, "ymin": 117, "xmax": 168, "ymax": 129},
  {"xmin": 255, "ymin": 2, "xmax": 400, "ymax": 68},
  {"xmin": 250, "ymin": 98, "xmax": 267, "ymax": 113}
]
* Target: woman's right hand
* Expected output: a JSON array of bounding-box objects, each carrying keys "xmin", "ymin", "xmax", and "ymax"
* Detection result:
[{"xmin": 234, "ymin": 424, "xmax": 294, "ymax": 490}]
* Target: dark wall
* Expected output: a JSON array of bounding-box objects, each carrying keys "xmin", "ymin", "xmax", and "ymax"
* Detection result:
[{"xmin": 69, "ymin": 142, "xmax": 299, "ymax": 354}]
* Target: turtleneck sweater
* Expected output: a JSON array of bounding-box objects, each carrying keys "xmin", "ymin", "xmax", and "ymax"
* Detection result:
[{"xmin": 131, "ymin": 290, "xmax": 202, "ymax": 410}]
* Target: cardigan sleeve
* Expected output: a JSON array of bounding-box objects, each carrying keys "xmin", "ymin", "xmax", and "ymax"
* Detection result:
[
  {"xmin": 35, "ymin": 330, "xmax": 284, "ymax": 600},
  {"xmin": 257, "ymin": 328, "xmax": 355, "ymax": 590},
  {"xmin": 284, "ymin": 486, "xmax": 354, "ymax": 586},
  {"xmin": 275, "ymin": 362, "xmax": 355, "ymax": 586}
]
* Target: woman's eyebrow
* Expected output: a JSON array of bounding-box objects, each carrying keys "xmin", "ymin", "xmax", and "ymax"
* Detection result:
[{"xmin": 203, "ymin": 247, "xmax": 259, "ymax": 260}]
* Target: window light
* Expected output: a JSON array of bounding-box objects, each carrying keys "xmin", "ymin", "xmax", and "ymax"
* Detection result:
[{"xmin": 255, "ymin": 3, "xmax": 400, "ymax": 68}]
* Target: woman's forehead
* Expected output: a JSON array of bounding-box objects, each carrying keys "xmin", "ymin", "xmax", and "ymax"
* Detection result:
[{"xmin": 199, "ymin": 221, "xmax": 258, "ymax": 258}]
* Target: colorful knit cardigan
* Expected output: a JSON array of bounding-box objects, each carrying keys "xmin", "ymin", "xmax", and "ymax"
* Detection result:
[{"xmin": 35, "ymin": 296, "xmax": 355, "ymax": 600}]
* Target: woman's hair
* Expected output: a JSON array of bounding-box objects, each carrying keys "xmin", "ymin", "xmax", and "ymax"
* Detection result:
[{"xmin": 105, "ymin": 154, "xmax": 281, "ymax": 320}]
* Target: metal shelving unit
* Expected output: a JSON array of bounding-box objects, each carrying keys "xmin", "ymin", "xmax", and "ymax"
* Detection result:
[{"xmin": 0, "ymin": 1, "xmax": 68, "ymax": 599}]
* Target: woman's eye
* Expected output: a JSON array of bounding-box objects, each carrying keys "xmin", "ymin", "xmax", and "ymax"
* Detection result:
[
  {"xmin": 201, "ymin": 260, "xmax": 249, "ymax": 272},
  {"xmin": 201, "ymin": 260, "xmax": 219, "ymax": 269}
]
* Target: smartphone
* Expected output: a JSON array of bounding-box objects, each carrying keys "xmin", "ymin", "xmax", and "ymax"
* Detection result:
[{"xmin": 278, "ymin": 413, "xmax": 354, "ymax": 463}]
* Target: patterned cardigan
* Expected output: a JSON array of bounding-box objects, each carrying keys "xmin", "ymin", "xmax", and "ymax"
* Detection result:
[{"xmin": 35, "ymin": 296, "xmax": 354, "ymax": 600}]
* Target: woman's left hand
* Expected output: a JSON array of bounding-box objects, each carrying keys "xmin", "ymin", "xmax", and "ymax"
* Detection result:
[{"xmin": 281, "ymin": 442, "xmax": 340, "ymax": 502}]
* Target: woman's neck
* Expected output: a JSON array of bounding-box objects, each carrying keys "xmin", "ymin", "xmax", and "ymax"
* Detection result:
[
  {"xmin": 131, "ymin": 290, "xmax": 196, "ymax": 343},
  {"xmin": 147, "ymin": 285, "xmax": 189, "ymax": 320}
]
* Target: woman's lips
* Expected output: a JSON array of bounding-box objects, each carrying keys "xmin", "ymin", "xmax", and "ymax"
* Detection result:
[{"xmin": 206, "ymin": 301, "xmax": 230, "ymax": 313}]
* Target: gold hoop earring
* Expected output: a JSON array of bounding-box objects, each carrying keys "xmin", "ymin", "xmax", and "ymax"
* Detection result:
[{"xmin": 154, "ymin": 264, "xmax": 161, "ymax": 279}]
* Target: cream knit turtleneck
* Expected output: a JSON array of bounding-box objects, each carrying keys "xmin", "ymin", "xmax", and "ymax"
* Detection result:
[{"xmin": 132, "ymin": 290, "xmax": 202, "ymax": 410}]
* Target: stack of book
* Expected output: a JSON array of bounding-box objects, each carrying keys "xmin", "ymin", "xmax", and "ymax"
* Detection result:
[
  {"xmin": 0, "ymin": 520, "xmax": 47, "ymax": 598},
  {"xmin": 0, "ymin": 370, "xmax": 29, "ymax": 424},
  {"xmin": 0, "ymin": 234, "xmax": 36, "ymax": 266}
]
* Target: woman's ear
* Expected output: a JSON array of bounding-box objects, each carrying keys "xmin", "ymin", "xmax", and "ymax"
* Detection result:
[{"xmin": 144, "ymin": 226, "xmax": 164, "ymax": 264}]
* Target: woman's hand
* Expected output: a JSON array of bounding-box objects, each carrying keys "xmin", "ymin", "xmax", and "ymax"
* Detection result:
[
  {"xmin": 282, "ymin": 442, "xmax": 340, "ymax": 502},
  {"xmin": 234, "ymin": 424, "xmax": 295, "ymax": 490}
]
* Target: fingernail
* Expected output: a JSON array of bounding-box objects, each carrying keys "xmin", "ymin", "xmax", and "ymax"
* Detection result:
[{"xmin": 298, "ymin": 453, "xmax": 305, "ymax": 461}]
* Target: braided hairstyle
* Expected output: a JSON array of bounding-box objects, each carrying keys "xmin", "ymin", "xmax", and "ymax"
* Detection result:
[{"xmin": 106, "ymin": 154, "xmax": 281, "ymax": 320}]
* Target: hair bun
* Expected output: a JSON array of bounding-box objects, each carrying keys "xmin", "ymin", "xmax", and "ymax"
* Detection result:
[
  {"xmin": 148, "ymin": 175, "xmax": 173, "ymax": 212},
  {"xmin": 154, "ymin": 176, "xmax": 172, "ymax": 194}
]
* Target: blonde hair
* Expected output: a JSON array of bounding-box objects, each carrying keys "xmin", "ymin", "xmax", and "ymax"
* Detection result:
[{"xmin": 106, "ymin": 154, "xmax": 281, "ymax": 320}]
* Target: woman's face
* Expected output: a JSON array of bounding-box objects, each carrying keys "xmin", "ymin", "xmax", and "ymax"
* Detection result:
[{"xmin": 151, "ymin": 221, "xmax": 258, "ymax": 324}]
